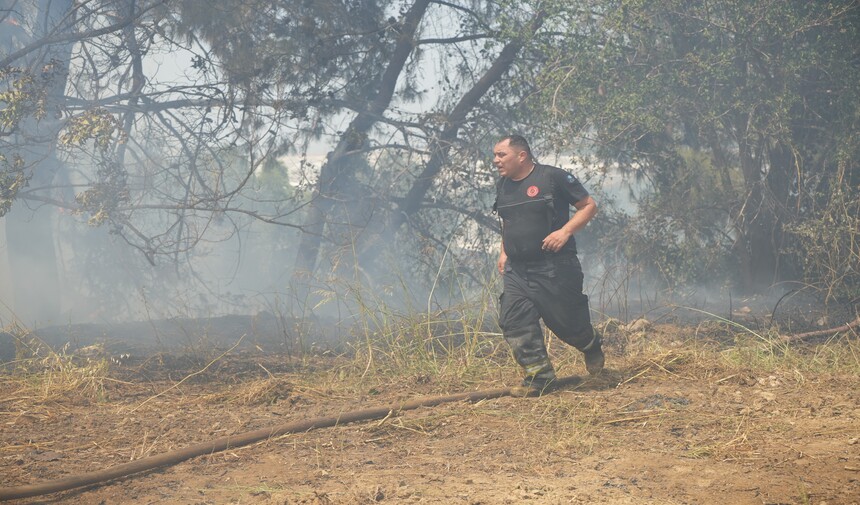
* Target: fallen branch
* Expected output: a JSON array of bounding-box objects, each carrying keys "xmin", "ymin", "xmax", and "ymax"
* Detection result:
[{"xmin": 782, "ymin": 316, "xmax": 860, "ymax": 341}]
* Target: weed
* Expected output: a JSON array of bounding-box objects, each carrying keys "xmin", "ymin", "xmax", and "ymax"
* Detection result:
[
  {"xmin": 204, "ymin": 376, "xmax": 293, "ymax": 406},
  {"xmin": 1, "ymin": 324, "xmax": 112, "ymax": 404},
  {"xmin": 315, "ymin": 279, "xmax": 514, "ymax": 389}
]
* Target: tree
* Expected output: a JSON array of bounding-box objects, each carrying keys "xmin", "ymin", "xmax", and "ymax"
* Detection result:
[
  {"xmin": 531, "ymin": 0, "xmax": 860, "ymax": 293},
  {"xmin": 289, "ymin": 0, "xmax": 555, "ymax": 290},
  {"xmin": 290, "ymin": 0, "xmax": 432, "ymax": 280},
  {"xmin": 2, "ymin": 0, "xmax": 86, "ymax": 323},
  {"xmin": 1, "ymin": 0, "xmax": 303, "ymax": 321}
]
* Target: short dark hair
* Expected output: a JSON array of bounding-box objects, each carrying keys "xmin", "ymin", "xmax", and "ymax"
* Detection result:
[{"xmin": 499, "ymin": 134, "xmax": 534, "ymax": 161}]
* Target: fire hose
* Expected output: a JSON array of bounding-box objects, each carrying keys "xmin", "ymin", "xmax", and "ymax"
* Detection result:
[{"xmin": 0, "ymin": 376, "xmax": 581, "ymax": 501}]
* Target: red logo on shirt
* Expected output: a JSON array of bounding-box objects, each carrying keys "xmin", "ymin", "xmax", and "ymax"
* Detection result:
[{"xmin": 526, "ymin": 185, "xmax": 539, "ymax": 197}]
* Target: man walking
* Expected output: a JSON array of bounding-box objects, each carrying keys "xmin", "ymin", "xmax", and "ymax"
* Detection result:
[{"xmin": 493, "ymin": 135, "xmax": 603, "ymax": 397}]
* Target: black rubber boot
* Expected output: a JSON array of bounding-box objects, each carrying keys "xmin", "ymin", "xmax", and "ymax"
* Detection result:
[
  {"xmin": 583, "ymin": 328, "xmax": 604, "ymax": 375},
  {"xmin": 510, "ymin": 375, "xmax": 558, "ymax": 398}
]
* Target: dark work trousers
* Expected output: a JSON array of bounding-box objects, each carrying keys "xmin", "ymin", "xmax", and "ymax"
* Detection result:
[{"xmin": 499, "ymin": 254, "xmax": 597, "ymax": 379}]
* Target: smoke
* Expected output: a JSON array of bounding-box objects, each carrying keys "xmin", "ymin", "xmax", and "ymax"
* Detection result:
[{"xmin": 0, "ymin": 219, "xmax": 12, "ymax": 317}]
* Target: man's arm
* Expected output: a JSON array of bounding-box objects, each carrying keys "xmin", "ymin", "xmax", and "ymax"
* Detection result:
[{"xmin": 541, "ymin": 196, "xmax": 598, "ymax": 253}]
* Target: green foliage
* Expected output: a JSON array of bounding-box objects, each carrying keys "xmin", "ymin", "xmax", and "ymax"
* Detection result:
[
  {"xmin": 175, "ymin": 0, "xmax": 389, "ymax": 108},
  {"xmin": 1, "ymin": 64, "xmax": 125, "ymax": 220},
  {"xmin": 530, "ymin": 0, "xmax": 860, "ymax": 293},
  {"xmin": 59, "ymin": 108, "xmax": 123, "ymax": 150},
  {"xmin": 74, "ymin": 159, "xmax": 130, "ymax": 227},
  {"xmin": 599, "ymin": 147, "xmax": 737, "ymax": 288},
  {"xmin": 3, "ymin": 0, "xmax": 857, "ymax": 307},
  {"xmin": 785, "ymin": 169, "xmax": 860, "ymax": 302},
  {"xmin": 0, "ymin": 65, "xmax": 52, "ymax": 131},
  {"xmin": 0, "ymin": 64, "xmax": 64, "ymax": 216},
  {"xmin": 0, "ymin": 153, "xmax": 26, "ymax": 217},
  {"xmin": 0, "ymin": 73, "xmax": 42, "ymax": 129},
  {"xmin": 254, "ymin": 155, "xmax": 297, "ymax": 200}
]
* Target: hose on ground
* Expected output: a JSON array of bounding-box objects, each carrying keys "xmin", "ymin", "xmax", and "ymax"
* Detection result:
[{"xmin": 0, "ymin": 376, "xmax": 581, "ymax": 501}]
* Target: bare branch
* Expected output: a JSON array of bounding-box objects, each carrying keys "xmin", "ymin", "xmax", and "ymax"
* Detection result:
[{"xmin": 0, "ymin": 0, "xmax": 169, "ymax": 69}]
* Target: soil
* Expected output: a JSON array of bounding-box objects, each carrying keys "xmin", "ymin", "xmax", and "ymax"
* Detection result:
[{"xmin": 1, "ymin": 318, "xmax": 859, "ymax": 505}]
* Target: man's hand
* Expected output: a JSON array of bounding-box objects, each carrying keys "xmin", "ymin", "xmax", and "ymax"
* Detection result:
[
  {"xmin": 497, "ymin": 251, "xmax": 508, "ymax": 274},
  {"xmin": 541, "ymin": 229, "xmax": 572, "ymax": 253}
]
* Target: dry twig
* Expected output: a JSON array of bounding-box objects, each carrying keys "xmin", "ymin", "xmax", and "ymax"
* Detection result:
[{"xmin": 782, "ymin": 316, "xmax": 860, "ymax": 341}]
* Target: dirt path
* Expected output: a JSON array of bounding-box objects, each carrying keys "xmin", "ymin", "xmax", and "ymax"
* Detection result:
[{"xmin": 2, "ymin": 333, "xmax": 859, "ymax": 504}]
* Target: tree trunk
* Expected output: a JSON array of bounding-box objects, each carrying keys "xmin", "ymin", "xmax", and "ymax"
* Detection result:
[
  {"xmin": 734, "ymin": 131, "xmax": 782, "ymax": 292},
  {"xmin": 291, "ymin": 0, "xmax": 432, "ymax": 283},
  {"xmin": 394, "ymin": 10, "xmax": 546, "ymax": 228},
  {"xmin": 2, "ymin": 0, "xmax": 75, "ymax": 325},
  {"xmin": 763, "ymin": 140, "xmax": 800, "ymax": 282},
  {"xmin": 353, "ymin": 10, "xmax": 546, "ymax": 268}
]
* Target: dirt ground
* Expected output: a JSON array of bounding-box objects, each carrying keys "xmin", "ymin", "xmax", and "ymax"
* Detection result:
[{"xmin": 1, "ymin": 321, "xmax": 859, "ymax": 505}]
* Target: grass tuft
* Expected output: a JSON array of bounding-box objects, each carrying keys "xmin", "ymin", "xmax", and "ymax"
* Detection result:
[{"xmin": 1, "ymin": 324, "xmax": 112, "ymax": 405}]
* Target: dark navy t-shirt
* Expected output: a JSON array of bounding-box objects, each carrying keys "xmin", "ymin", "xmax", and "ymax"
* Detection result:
[{"xmin": 495, "ymin": 164, "xmax": 589, "ymax": 259}]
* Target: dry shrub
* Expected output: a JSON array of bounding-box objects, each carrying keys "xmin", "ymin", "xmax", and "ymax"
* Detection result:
[
  {"xmin": 1, "ymin": 323, "xmax": 111, "ymax": 404},
  {"xmin": 205, "ymin": 376, "xmax": 294, "ymax": 406},
  {"xmin": 786, "ymin": 166, "xmax": 860, "ymax": 303}
]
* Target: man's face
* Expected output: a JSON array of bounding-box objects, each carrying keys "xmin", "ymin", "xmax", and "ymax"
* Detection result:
[{"xmin": 493, "ymin": 140, "xmax": 528, "ymax": 179}]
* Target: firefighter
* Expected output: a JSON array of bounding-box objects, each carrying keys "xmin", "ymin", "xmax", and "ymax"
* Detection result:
[{"xmin": 493, "ymin": 135, "xmax": 603, "ymax": 397}]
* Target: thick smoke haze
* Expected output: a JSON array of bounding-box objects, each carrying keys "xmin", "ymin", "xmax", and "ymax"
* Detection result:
[
  {"xmin": 1, "ymin": 1, "xmax": 855, "ymax": 341},
  {"xmin": 0, "ymin": 219, "xmax": 11, "ymax": 316}
]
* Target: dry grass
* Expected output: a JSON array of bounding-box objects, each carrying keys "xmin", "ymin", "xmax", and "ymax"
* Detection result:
[
  {"xmin": 2, "ymin": 307, "xmax": 858, "ymax": 505},
  {"xmin": 4, "ymin": 309, "xmax": 857, "ymax": 415},
  {"xmin": 1, "ymin": 325, "xmax": 115, "ymax": 406},
  {"xmin": 202, "ymin": 376, "xmax": 295, "ymax": 406},
  {"xmin": 2, "ymin": 305, "xmax": 858, "ymax": 469}
]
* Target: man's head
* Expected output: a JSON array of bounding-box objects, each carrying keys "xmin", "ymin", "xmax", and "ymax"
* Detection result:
[{"xmin": 494, "ymin": 135, "xmax": 535, "ymax": 180}]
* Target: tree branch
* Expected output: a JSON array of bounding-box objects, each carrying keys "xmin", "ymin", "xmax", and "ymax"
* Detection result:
[
  {"xmin": 782, "ymin": 316, "xmax": 860, "ymax": 342},
  {"xmin": 0, "ymin": 0, "xmax": 168, "ymax": 69},
  {"xmin": 417, "ymin": 34, "xmax": 489, "ymax": 45}
]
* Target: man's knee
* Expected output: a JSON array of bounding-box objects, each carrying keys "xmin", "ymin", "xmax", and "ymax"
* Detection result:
[
  {"xmin": 503, "ymin": 323, "xmax": 543, "ymax": 347},
  {"xmin": 556, "ymin": 324, "xmax": 597, "ymax": 351}
]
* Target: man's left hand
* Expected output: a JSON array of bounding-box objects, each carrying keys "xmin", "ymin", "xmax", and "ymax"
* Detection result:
[{"xmin": 541, "ymin": 230, "xmax": 571, "ymax": 252}]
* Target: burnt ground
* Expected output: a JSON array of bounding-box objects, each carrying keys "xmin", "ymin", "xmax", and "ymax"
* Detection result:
[{"xmin": 1, "ymin": 307, "xmax": 859, "ymax": 505}]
